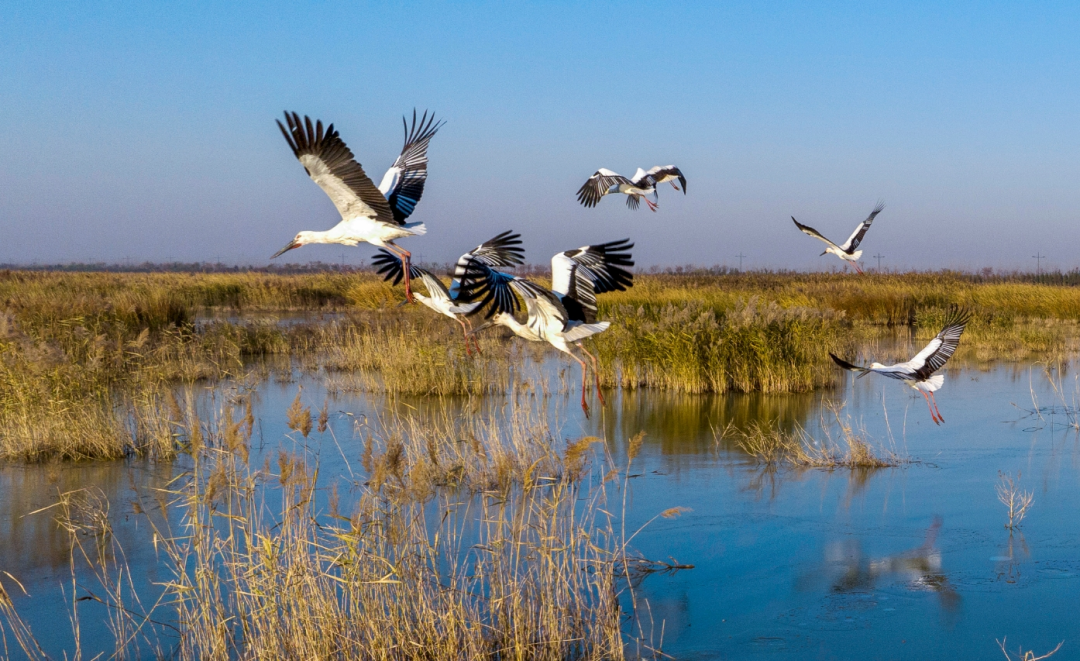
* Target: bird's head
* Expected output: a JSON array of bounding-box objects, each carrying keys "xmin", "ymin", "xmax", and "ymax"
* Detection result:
[{"xmin": 271, "ymin": 231, "xmax": 316, "ymax": 259}]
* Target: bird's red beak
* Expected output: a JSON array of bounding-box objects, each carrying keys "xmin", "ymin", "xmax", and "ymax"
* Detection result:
[{"xmin": 271, "ymin": 240, "xmax": 301, "ymax": 259}]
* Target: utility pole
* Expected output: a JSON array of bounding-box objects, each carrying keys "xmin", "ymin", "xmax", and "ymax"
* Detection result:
[
  {"xmin": 736, "ymin": 252, "xmax": 747, "ymax": 272},
  {"xmin": 1033, "ymin": 252, "xmax": 1045, "ymax": 277}
]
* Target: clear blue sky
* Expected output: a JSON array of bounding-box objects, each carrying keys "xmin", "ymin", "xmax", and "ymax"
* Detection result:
[{"xmin": 2, "ymin": 1, "xmax": 1078, "ymax": 271}]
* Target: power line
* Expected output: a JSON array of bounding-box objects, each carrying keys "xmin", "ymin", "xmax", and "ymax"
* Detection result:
[
  {"xmin": 736, "ymin": 252, "xmax": 747, "ymax": 272},
  {"xmin": 873, "ymin": 253, "xmax": 884, "ymax": 271},
  {"xmin": 1032, "ymin": 252, "xmax": 1045, "ymax": 276}
]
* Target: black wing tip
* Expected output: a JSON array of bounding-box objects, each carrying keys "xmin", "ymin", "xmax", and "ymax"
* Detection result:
[
  {"xmin": 402, "ymin": 108, "xmax": 445, "ymax": 146},
  {"xmin": 829, "ymin": 353, "xmax": 865, "ymax": 372},
  {"xmin": 941, "ymin": 305, "xmax": 973, "ymax": 329}
]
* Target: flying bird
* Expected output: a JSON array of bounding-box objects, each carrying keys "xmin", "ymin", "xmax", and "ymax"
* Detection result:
[
  {"xmin": 464, "ymin": 239, "xmax": 634, "ymax": 416},
  {"xmin": 830, "ymin": 308, "xmax": 972, "ymax": 425},
  {"xmin": 646, "ymin": 165, "xmax": 687, "ymax": 193},
  {"xmin": 792, "ymin": 202, "xmax": 884, "ymax": 274},
  {"xmin": 371, "ymin": 231, "xmax": 525, "ymax": 354},
  {"xmin": 577, "ymin": 167, "xmax": 683, "ymax": 211},
  {"xmin": 272, "ymin": 110, "xmax": 444, "ymax": 303}
]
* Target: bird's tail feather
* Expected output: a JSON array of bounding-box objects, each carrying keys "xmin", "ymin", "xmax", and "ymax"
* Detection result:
[
  {"xmin": 850, "ymin": 250, "xmax": 863, "ymax": 261},
  {"xmin": 925, "ymin": 374, "xmax": 945, "ymax": 391},
  {"xmin": 403, "ymin": 222, "xmax": 427, "ymax": 235}
]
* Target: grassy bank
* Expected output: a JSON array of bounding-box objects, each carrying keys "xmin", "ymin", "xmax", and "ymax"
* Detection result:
[{"xmin": 2, "ymin": 270, "xmax": 1080, "ymax": 460}]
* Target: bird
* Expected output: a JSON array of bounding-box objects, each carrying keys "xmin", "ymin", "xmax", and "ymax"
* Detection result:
[
  {"xmin": 646, "ymin": 165, "xmax": 687, "ymax": 193},
  {"xmin": 576, "ymin": 167, "xmax": 683, "ymax": 212},
  {"xmin": 791, "ymin": 202, "xmax": 884, "ymax": 274},
  {"xmin": 272, "ymin": 110, "xmax": 444, "ymax": 303},
  {"xmin": 829, "ymin": 308, "xmax": 972, "ymax": 425},
  {"xmin": 463, "ymin": 239, "xmax": 634, "ymax": 416},
  {"xmin": 370, "ymin": 231, "xmax": 525, "ymax": 354}
]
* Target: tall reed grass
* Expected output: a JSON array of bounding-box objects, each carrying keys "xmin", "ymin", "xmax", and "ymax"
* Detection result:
[
  {"xmin": 723, "ymin": 403, "xmax": 901, "ymax": 468},
  {"xmin": 4, "ymin": 269, "xmax": 1080, "ymax": 460},
  {"xmin": 0, "ymin": 400, "xmax": 679, "ymax": 659}
]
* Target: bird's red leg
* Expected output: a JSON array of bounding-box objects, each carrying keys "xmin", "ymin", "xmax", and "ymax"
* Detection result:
[
  {"xmin": 399, "ymin": 247, "xmax": 415, "ymax": 303},
  {"xmin": 930, "ymin": 392, "xmax": 945, "ymax": 423},
  {"xmin": 464, "ymin": 317, "xmax": 482, "ymax": 355},
  {"xmin": 458, "ymin": 318, "xmax": 472, "ymax": 356},
  {"xmin": 578, "ymin": 343, "xmax": 605, "ymax": 407},
  {"xmin": 921, "ymin": 391, "xmax": 940, "ymax": 425},
  {"xmin": 572, "ymin": 353, "xmax": 590, "ymax": 418},
  {"xmin": 853, "ymin": 261, "xmax": 864, "ymax": 275},
  {"xmin": 671, "ymin": 182, "xmax": 680, "ymax": 191}
]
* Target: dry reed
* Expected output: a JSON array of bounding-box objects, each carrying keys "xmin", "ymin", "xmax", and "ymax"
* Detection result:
[
  {"xmin": 5, "ymin": 269, "xmax": 1080, "ymax": 460},
  {"xmin": 0, "ymin": 399, "xmax": 681, "ymax": 659},
  {"xmin": 725, "ymin": 403, "xmax": 900, "ymax": 468}
]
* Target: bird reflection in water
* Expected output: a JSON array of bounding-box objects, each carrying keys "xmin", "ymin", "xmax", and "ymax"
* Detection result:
[{"xmin": 801, "ymin": 516, "xmax": 960, "ymax": 612}]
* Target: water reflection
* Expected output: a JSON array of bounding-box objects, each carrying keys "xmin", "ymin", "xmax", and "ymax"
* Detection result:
[
  {"xmin": 2, "ymin": 358, "xmax": 1080, "ymax": 659},
  {"xmin": 994, "ymin": 533, "xmax": 1031, "ymax": 585},
  {"xmin": 0, "ymin": 460, "xmax": 178, "ymax": 577},
  {"xmin": 600, "ymin": 388, "xmax": 817, "ymax": 460},
  {"xmin": 801, "ymin": 517, "xmax": 960, "ymax": 612}
]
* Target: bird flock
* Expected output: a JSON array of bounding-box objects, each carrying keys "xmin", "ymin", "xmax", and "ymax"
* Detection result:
[{"xmin": 272, "ymin": 109, "xmax": 969, "ymax": 423}]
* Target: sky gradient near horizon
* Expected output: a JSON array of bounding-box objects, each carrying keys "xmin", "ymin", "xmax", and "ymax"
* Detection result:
[{"xmin": 2, "ymin": 1, "xmax": 1079, "ymax": 271}]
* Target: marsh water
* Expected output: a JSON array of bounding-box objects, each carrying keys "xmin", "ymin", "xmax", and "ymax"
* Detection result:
[{"xmin": 2, "ymin": 351, "xmax": 1079, "ymax": 659}]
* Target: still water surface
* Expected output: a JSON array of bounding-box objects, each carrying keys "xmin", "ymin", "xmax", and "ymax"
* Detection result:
[{"xmin": 1, "ymin": 358, "xmax": 1077, "ymax": 659}]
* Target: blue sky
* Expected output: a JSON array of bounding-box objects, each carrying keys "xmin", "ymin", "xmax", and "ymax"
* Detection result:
[{"xmin": 1, "ymin": 1, "xmax": 1078, "ymax": 270}]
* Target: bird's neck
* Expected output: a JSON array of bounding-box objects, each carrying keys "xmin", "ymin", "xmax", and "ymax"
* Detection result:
[
  {"xmin": 303, "ymin": 226, "xmax": 357, "ymax": 246},
  {"xmin": 498, "ymin": 313, "xmax": 536, "ymax": 340}
]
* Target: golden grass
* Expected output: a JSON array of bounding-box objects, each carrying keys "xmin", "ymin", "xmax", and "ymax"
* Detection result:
[
  {"xmin": 0, "ymin": 401, "xmax": 683, "ymax": 659},
  {"xmin": 4, "ymin": 269, "xmax": 1080, "ymax": 460},
  {"xmin": 724, "ymin": 403, "xmax": 900, "ymax": 468}
]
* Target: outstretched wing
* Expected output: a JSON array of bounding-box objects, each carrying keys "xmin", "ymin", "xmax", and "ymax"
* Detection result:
[
  {"xmin": 830, "ymin": 352, "xmax": 870, "ymax": 374},
  {"xmin": 629, "ymin": 167, "xmax": 654, "ymax": 186},
  {"xmin": 910, "ymin": 308, "xmax": 972, "ymax": 380},
  {"xmin": 577, "ymin": 169, "xmax": 631, "ymax": 208},
  {"xmin": 647, "ymin": 165, "xmax": 687, "ymax": 193},
  {"xmin": 370, "ymin": 250, "xmax": 450, "ymax": 299},
  {"xmin": 512, "ymin": 279, "xmax": 570, "ymax": 334},
  {"xmin": 791, "ymin": 217, "xmax": 840, "ymax": 251},
  {"xmin": 377, "ymin": 110, "xmax": 445, "ymax": 224},
  {"xmin": 551, "ymin": 239, "xmax": 634, "ymax": 322},
  {"xmin": 454, "ymin": 231, "xmax": 525, "ymax": 272},
  {"xmin": 839, "ymin": 201, "xmax": 885, "ymax": 252},
  {"xmin": 831, "ymin": 352, "xmax": 912, "ymax": 381},
  {"xmin": 277, "ymin": 112, "xmax": 395, "ymax": 224},
  {"xmin": 449, "ymin": 230, "xmax": 526, "ymax": 299},
  {"xmin": 454, "ymin": 260, "xmax": 525, "ymax": 318}
]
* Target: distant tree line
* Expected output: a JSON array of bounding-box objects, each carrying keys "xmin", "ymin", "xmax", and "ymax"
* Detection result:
[{"xmin": 3, "ymin": 260, "xmax": 1080, "ymax": 284}]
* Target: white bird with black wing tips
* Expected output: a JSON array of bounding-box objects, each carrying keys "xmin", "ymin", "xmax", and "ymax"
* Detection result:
[
  {"xmin": 576, "ymin": 167, "xmax": 685, "ymax": 212},
  {"xmin": 646, "ymin": 165, "xmax": 687, "ymax": 193},
  {"xmin": 370, "ymin": 231, "xmax": 525, "ymax": 355},
  {"xmin": 463, "ymin": 240, "xmax": 634, "ymax": 416},
  {"xmin": 272, "ymin": 110, "xmax": 444, "ymax": 303},
  {"xmin": 830, "ymin": 308, "xmax": 972, "ymax": 425},
  {"xmin": 792, "ymin": 202, "xmax": 884, "ymax": 274}
]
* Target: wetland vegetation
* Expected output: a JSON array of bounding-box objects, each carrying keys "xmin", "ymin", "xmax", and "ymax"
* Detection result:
[{"xmin": 2, "ymin": 269, "xmax": 1080, "ymax": 461}]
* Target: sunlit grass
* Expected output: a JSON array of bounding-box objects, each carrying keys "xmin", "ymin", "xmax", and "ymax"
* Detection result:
[
  {"xmin": 3, "ymin": 269, "xmax": 1080, "ymax": 460},
  {"xmin": 723, "ymin": 403, "xmax": 901, "ymax": 468},
  {"xmin": 0, "ymin": 399, "xmax": 683, "ymax": 659}
]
